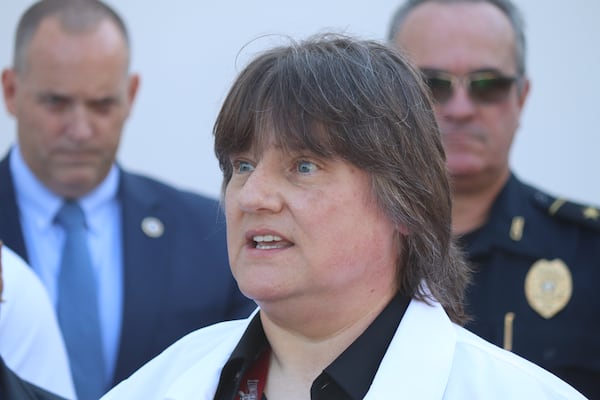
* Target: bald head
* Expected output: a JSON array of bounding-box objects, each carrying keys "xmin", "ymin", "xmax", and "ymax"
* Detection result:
[
  {"xmin": 394, "ymin": 1, "xmax": 517, "ymax": 75},
  {"xmin": 388, "ymin": 0, "xmax": 526, "ymax": 76},
  {"xmin": 13, "ymin": 0, "xmax": 130, "ymax": 74}
]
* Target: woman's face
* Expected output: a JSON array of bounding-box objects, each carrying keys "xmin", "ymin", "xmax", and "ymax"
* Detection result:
[{"xmin": 224, "ymin": 138, "xmax": 400, "ymax": 311}]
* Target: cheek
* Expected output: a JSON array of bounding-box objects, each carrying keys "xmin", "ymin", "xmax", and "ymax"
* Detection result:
[
  {"xmin": 223, "ymin": 184, "xmax": 237, "ymax": 223},
  {"xmin": 102, "ymin": 116, "xmax": 127, "ymax": 143},
  {"xmin": 485, "ymin": 105, "xmax": 519, "ymax": 147},
  {"xmin": 19, "ymin": 103, "xmax": 66, "ymax": 141},
  {"xmin": 18, "ymin": 115, "xmax": 58, "ymax": 152},
  {"xmin": 303, "ymin": 192, "xmax": 386, "ymax": 268},
  {"xmin": 223, "ymin": 187, "xmax": 241, "ymax": 261},
  {"xmin": 432, "ymin": 106, "xmax": 444, "ymax": 124},
  {"xmin": 309, "ymin": 218, "xmax": 396, "ymax": 290}
]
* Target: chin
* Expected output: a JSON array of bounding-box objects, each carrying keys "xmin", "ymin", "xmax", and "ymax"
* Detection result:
[
  {"xmin": 447, "ymin": 160, "xmax": 485, "ymax": 177},
  {"xmin": 239, "ymin": 281, "xmax": 291, "ymax": 305},
  {"xmin": 238, "ymin": 285, "xmax": 279, "ymax": 303},
  {"xmin": 54, "ymin": 177, "xmax": 97, "ymax": 198}
]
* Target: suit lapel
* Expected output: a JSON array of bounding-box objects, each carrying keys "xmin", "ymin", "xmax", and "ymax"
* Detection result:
[
  {"xmin": 0, "ymin": 153, "xmax": 29, "ymax": 262},
  {"xmin": 112, "ymin": 171, "xmax": 174, "ymax": 384},
  {"xmin": 163, "ymin": 320, "xmax": 251, "ymax": 400},
  {"xmin": 365, "ymin": 299, "xmax": 455, "ymax": 399}
]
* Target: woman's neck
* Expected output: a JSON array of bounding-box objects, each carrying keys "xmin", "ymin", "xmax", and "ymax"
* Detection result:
[{"xmin": 260, "ymin": 289, "xmax": 395, "ymax": 399}]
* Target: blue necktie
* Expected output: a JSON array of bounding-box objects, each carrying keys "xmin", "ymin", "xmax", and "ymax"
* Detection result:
[{"xmin": 56, "ymin": 201, "xmax": 106, "ymax": 400}]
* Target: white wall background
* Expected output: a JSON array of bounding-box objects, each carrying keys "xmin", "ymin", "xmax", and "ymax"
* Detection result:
[{"xmin": 0, "ymin": 1, "xmax": 598, "ymax": 204}]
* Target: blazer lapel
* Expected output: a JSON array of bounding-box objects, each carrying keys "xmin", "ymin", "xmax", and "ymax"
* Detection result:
[
  {"xmin": 164, "ymin": 319, "xmax": 252, "ymax": 400},
  {"xmin": 0, "ymin": 153, "xmax": 29, "ymax": 261},
  {"xmin": 112, "ymin": 171, "xmax": 174, "ymax": 384},
  {"xmin": 365, "ymin": 298, "xmax": 455, "ymax": 399}
]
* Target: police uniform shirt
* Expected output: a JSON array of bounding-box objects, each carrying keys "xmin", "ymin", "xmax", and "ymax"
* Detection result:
[
  {"xmin": 459, "ymin": 173, "xmax": 600, "ymax": 399},
  {"xmin": 214, "ymin": 293, "xmax": 410, "ymax": 400}
]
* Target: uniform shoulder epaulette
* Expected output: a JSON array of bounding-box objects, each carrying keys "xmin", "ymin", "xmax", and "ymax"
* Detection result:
[{"xmin": 533, "ymin": 190, "xmax": 600, "ymax": 232}]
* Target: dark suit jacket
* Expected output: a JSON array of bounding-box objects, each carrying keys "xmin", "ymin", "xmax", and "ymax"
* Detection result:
[
  {"xmin": 0, "ymin": 154, "xmax": 256, "ymax": 388},
  {"xmin": 0, "ymin": 356, "xmax": 66, "ymax": 400},
  {"xmin": 460, "ymin": 173, "xmax": 600, "ymax": 399}
]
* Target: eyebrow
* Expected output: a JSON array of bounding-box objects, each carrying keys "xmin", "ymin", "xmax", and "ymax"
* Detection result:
[
  {"xmin": 36, "ymin": 92, "xmax": 121, "ymax": 105},
  {"xmin": 420, "ymin": 67, "xmax": 512, "ymax": 76},
  {"xmin": 469, "ymin": 67, "xmax": 513, "ymax": 76}
]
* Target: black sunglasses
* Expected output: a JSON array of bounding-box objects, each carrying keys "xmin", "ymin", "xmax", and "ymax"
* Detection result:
[{"xmin": 420, "ymin": 68, "xmax": 518, "ymax": 105}]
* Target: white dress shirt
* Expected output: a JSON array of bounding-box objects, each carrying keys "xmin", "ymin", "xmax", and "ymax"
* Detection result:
[{"xmin": 10, "ymin": 145, "xmax": 124, "ymax": 383}]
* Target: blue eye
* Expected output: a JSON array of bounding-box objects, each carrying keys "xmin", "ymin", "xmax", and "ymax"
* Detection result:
[
  {"xmin": 297, "ymin": 160, "xmax": 317, "ymax": 174},
  {"xmin": 234, "ymin": 160, "xmax": 254, "ymax": 173}
]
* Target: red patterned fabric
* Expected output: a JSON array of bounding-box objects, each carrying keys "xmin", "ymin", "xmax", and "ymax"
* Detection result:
[{"xmin": 236, "ymin": 349, "xmax": 270, "ymax": 400}]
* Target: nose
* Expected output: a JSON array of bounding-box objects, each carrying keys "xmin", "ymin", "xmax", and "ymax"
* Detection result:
[
  {"xmin": 439, "ymin": 84, "xmax": 477, "ymax": 122},
  {"xmin": 65, "ymin": 104, "xmax": 93, "ymax": 141},
  {"xmin": 235, "ymin": 164, "xmax": 283, "ymax": 214}
]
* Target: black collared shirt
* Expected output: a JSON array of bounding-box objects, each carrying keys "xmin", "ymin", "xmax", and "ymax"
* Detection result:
[{"xmin": 214, "ymin": 293, "xmax": 410, "ymax": 400}]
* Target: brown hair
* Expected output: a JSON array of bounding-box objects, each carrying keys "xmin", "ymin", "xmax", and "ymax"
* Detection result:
[{"xmin": 214, "ymin": 33, "xmax": 470, "ymax": 324}]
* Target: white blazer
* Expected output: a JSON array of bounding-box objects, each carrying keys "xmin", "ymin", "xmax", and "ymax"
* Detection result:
[
  {"xmin": 102, "ymin": 298, "xmax": 585, "ymax": 400},
  {"xmin": 0, "ymin": 245, "xmax": 76, "ymax": 400}
]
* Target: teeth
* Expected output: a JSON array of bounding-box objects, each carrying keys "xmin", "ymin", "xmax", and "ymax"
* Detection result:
[
  {"xmin": 253, "ymin": 234, "xmax": 285, "ymax": 250},
  {"xmin": 256, "ymin": 243, "xmax": 284, "ymax": 250},
  {"xmin": 253, "ymin": 235, "xmax": 282, "ymax": 242}
]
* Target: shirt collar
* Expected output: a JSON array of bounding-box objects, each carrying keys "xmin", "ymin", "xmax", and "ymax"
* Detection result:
[
  {"xmin": 214, "ymin": 292, "xmax": 410, "ymax": 400},
  {"xmin": 458, "ymin": 173, "xmax": 517, "ymax": 256},
  {"xmin": 214, "ymin": 314, "xmax": 268, "ymax": 400},
  {"xmin": 321, "ymin": 292, "xmax": 410, "ymax": 399},
  {"xmin": 460, "ymin": 173, "xmax": 548, "ymax": 259},
  {"xmin": 10, "ymin": 145, "xmax": 120, "ymax": 233}
]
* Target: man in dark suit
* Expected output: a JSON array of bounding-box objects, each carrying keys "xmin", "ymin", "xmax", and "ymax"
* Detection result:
[
  {"xmin": 0, "ymin": 1, "xmax": 255, "ymax": 399},
  {"xmin": 389, "ymin": 0, "xmax": 600, "ymax": 398}
]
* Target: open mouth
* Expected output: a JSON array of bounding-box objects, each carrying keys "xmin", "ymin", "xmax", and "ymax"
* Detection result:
[{"xmin": 252, "ymin": 234, "xmax": 291, "ymax": 250}]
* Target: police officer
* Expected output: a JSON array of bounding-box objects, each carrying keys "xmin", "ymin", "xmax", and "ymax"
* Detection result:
[{"xmin": 389, "ymin": 0, "xmax": 600, "ymax": 398}]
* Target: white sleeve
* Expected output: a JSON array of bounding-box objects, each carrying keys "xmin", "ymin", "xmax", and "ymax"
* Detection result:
[{"xmin": 0, "ymin": 245, "xmax": 76, "ymax": 400}]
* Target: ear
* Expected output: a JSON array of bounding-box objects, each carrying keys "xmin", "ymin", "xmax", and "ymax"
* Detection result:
[
  {"xmin": 517, "ymin": 76, "xmax": 530, "ymax": 111},
  {"xmin": 127, "ymin": 73, "xmax": 140, "ymax": 107},
  {"xmin": 397, "ymin": 224, "xmax": 410, "ymax": 236},
  {"xmin": 2, "ymin": 69, "xmax": 18, "ymax": 116}
]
